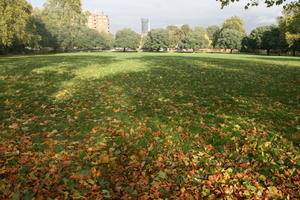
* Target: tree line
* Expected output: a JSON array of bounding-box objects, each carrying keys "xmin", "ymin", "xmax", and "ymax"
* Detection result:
[
  {"xmin": 0, "ymin": 0, "xmax": 299, "ymax": 55},
  {"xmin": 115, "ymin": 11, "xmax": 300, "ymax": 56},
  {"xmin": 0, "ymin": 0, "xmax": 114, "ymax": 54}
]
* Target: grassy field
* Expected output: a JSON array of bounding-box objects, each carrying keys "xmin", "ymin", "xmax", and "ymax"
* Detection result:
[{"xmin": 0, "ymin": 52, "xmax": 299, "ymax": 199}]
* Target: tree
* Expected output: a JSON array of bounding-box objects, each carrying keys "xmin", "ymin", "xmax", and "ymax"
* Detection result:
[
  {"xmin": 279, "ymin": 7, "xmax": 300, "ymax": 56},
  {"xmin": 244, "ymin": 25, "xmax": 287, "ymax": 55},
  {"xmin": 43, "ymin": 0, "xmax": 84, "ymax": 25},
  {"xmin": 143, "ymin": 29, "xmax": 171, "ymax": 52},
  {"xmin": 194, "ymin": 26, "xmax": 207, "ymax": 35},
  {"xmin": 39, "ymin": 0, "xmax": 85, "ymax": 49},
  {"xmin": 222, "ymin": 16, "xmax": 246, "ymax": 35},
  {"xmin": 216, "ymin": 16, "xmax": 246, "ymax": 52},
  {"xmin": 74, "ymin": 28, "xmax": 113, "ymax": 49},
  {"xmin": 99, "ymin": 31, "xmax": 114, "ymax": 49},
  {"xmin": 217, "ymin": 0, "xmax": 300, "ymax": 9},
  {"xmin": 166, "ymin": 25, "xmax": 182, "ymax": 48},
  {"xmin": 179, "ymin": 29, "xmax": 210, "ymax": 52},
  {"xmin": 247, "ymin": 26, "xmax": 268, "ymax": 50},
  {"xmin": 206, "ymin": 25, "xmax": 220, "ymax": 48},
  {"xmin": 217, "ymin": 29, "xmax": 244, "ymax": 53},
  {"xmin": 261, "ymin": 26, "xmax": 286, "ymax": 55},
  {"xmin": 0, "ymin": 0, "xmax": 40, "ymax": 53},
  {"xmin": 32, "ymin": 8, "xmax": 59, "ymax": 49},
  {"xmin": 181, "ymin": 24, "xmax": 192, "ymax": 38},
  {"xmin": 114, "ymin": 29, "xmax": 141, "ymax": 52}
]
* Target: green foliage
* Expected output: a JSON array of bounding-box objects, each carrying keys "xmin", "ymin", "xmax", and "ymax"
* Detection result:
[
  {"xmin": 217, "ymin": 0, "xmax": 300, "ymax": 9},
  {"xmin": 279, "ymin": 6, "xmax": 300, "ymax": 55},
  {"xmin": 181, "ymin": 24, "xmax": 192, "ymax": 37},
  {"xmin": 38, "ymin": 0, "xmax": 85, "ymax": 49},
  {"xmin": 43, "ymin": 0, "xmax": 84, "ymax": 25},
  {"xmin": 143, "ymin": 29, "xmax": 171, "ymax": 51},
  {"xmin": 99, "ymin": 32, "xmax": 114, "ymax": 49},
  {"xmin": 74, "ymin": 29, "xmax": 114, "ymax": 49},
  {"xmin": 217, "ymin": 29, "xmax": 244, "ymax": 52},
  {"xmin": 222, "ymin": 16, "xmax": 246, "ymax": 35},
  {"xmin": 0, "ymin": 52, "xmax": 299, "ymax": 199},
  {"xmin": 0, "ymin": 0, "xmax": 40, "ymax": 52},
  {"xmin": 166, "ymin": 25, "xmax": 182, "ymax": 48},
  {"xmin": 216, "ymin": 16, "xmax": 246, "ymax": 52},
  {"xmin": 261, "ymin": 26, "xmax": 286, "ymax": 54},
  {"xmin": 194, "ymin": 26, "xmax": 207, "ymax": 35},
  {"xmin": 179, "ymin": 29, "xmax": 210, "ymax": 51},
  {"xmin": 114, "ymin": 29, "xmax": 141, "ymax": 51},
  {"xmin": 32, "ymin": 9, "xmax": 60, "ymax": 49},
  {"xmin": 206, "ymin": 25, "xmax": 220, "ymax": 48},
  {"xmin": 243, "ymin": 25, "xmax": 288, "ymax": 55},
  {"xmin": 31, "ymin": 0, "xmax": 112, "ymax": 51},
  {"xmin": 247, "ymin": 26, "xmax": 270, "ymax": 50}
]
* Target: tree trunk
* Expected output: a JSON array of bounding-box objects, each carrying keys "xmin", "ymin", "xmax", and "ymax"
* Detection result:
[
  {"xmin": 123, "ymin": 48, "xmax": 126, "ymax": 52},
  {"xmin": 157, "ymin": 47, "xmax": 160, "ymax": 52},
  {"xmin": 230, "ymin": 49, "xmax": 233, "ymax": 54},
  {"xmin": 267, "ymin": 49, "xmax": 270, "ymax": 56},
  {"xmin": 292, "ymin": 49, "xmax": 296, "ymax": 56}
]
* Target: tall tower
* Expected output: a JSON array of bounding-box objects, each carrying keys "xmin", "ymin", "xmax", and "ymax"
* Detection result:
[
  {"xmin": 141, "ymin": 18, "xmax": 150, "ymax": 36},
  {"xmin": 87, "ymin": 12, "xmax": 110, "ymax": 33}
]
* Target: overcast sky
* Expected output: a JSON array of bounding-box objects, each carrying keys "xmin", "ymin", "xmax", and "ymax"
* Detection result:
[{"xmin": 27, "ymin": 0, "xmax": 283, "ymax": 34}]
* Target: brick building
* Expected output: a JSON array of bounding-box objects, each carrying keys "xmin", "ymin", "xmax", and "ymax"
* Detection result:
[{"xmin": 87, "ymin": 12, "xmax": 110, "ymax": 33}]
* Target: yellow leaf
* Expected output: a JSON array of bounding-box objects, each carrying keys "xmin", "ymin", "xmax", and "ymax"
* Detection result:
[
  {"xmin": 226, "ymin": 168, "xmax": 233, "ymax": 173},
  {"xmin": 224, "ymin": 172, "xmax": 230, "ymax": 180},
  {"xmin": 180, "ymin": 187, "xmax": 186, "ymax": 194},
  {"xmin": 263, "ymin": 142, "xmax": 272, "ymax": 148},
  {"xmin": 259, "ymin": 175, "xmax": 266, "ymax": 181},
  {"xmin": 130, "ymin": 128, "xmax": 134, "ymax": 134},
  {"xmin": 101, "ymin": 155, "xmax": 110, "ymax": 164}
]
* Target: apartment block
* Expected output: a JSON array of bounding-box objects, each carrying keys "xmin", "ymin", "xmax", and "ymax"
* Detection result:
[{"xmin": 87, "ymin": 12, "xmax": 110, "ymax": 33}]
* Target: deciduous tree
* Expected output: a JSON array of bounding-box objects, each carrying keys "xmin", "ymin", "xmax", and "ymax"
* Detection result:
[
  {"xmin": 217, "ymin": 0, "xmax": 300, "ymax": 9},
  {"xmin": 39, "ymin": 0, "xmax": 85, "ymax": 49},
  {"xmin": 166, "ymin": 25, "xmax": 182, "ymax": 48},
  {"xmin": 261, "ymin": 26, "xmax": 286, "ymax": 55},
  {"xmin": 206, "ymin": 25, "xmax": 220, "ymax": 48},
  {"xmin": 279, "ymin": 7, "xmax": 300, "ymax": 55},
  {"xmin": 179, "ymin": 29, "xmax": 210, "ymax": 52},
  {"xmin": 216, "ymin": 16, "xmax": 246, "ymax": 52},
  {"xmin": 181, "ymin": 24, "xmax": 192, "ymax": 38},
  {"xmin": 243, "ymin": 25, "xmax": 287, "ymax": 55},
  {"xmin": 0, "ymin": 0, "xmax": 40, "ymax": 53},
  {"xmin": 217, "ymin": 29, "xmax": 244, "ymax": 53},
  {"xmin": 114, "ymin": 29, "xmax": 141, "ymax": 52},
  {"xmin": 222, "ymin": 16, "xmax": 246, "ymax": 35},
  {"xmin": 143, "ymin": 29, "xmax": 171, "ymax": 52}
]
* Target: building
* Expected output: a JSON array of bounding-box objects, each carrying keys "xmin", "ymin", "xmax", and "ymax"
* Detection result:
[
  {"xmin": 87, "ymin": 12, "xmax": 110, "ymax": 33},
  {"xmin": 141, "ymin": 18, "xmax": 150, "ymax": 36}
]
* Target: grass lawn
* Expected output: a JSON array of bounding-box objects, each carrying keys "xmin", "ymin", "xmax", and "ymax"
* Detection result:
[{"xmin": 0, "ymin": 52, "xmax": 299, "ymax": 199}]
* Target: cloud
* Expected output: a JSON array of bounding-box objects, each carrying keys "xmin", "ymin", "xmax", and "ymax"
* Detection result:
[{"xmin": 27, "ymin": 0, "xmax": 284, "ymax": 33}]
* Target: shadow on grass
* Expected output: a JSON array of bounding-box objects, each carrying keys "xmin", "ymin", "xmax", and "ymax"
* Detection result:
[
  {"xmin": 121, "ymin": 55, "xmax": 299, "ymax": 144},
  {"xmin": 1, "ymin": 53, "xmax": 298, "ymax": 144},
  {"xmin": 0, "ymin": 53, "xmax": 299, "ymax": 199},
  {"xmin": 0, "ymin": 54, "xmax": 118, "ymax": 132}
]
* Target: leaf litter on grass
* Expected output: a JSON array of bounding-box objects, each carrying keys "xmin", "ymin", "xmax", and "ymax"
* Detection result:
[{"xmin": 0, "ymin": 52, "xmax": 299, "ymax": 199}]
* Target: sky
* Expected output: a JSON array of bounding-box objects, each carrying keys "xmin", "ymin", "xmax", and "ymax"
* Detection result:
[{"xmin": 27, "ymin": 0, "xmax": 283, "ymax": 34}]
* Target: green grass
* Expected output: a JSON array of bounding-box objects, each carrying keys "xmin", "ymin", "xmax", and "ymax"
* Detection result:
[{"xmin": 0, "ymin": 52, "xmax": 299, "ymax": 199}]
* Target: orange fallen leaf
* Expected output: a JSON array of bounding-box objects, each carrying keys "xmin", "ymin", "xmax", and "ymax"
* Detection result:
[
  {"xmin": 180, "ymin": 187, "xmax": 186, "ymax": 194},
  {"xmin": 101, "ymin": 155, "xmax": 110, "ymax": 164}
]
